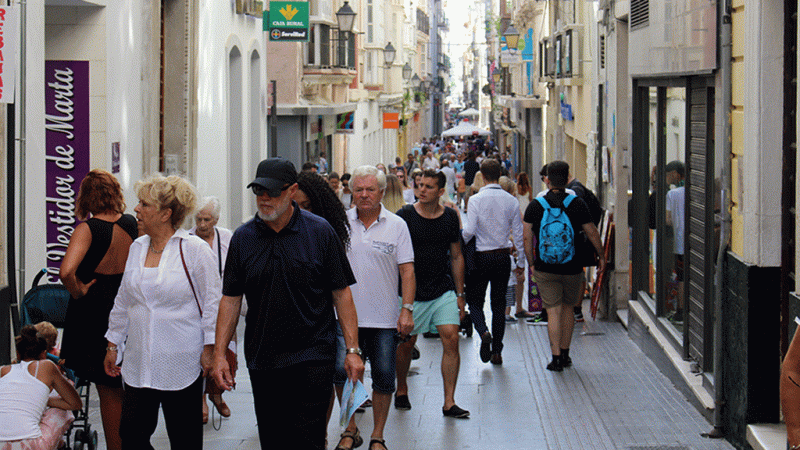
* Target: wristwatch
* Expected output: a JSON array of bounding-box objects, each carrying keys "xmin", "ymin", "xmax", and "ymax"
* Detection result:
[
  {"xmin": 456, "ymin": 292, "xmax": 465, "ymax": 298},
  {"xmin": 346, "ymin": 347, "xmax": 363, "ymax": 356},
  {"xmin": 401, "ymin": 303, "xmax": 415, "ymax": 312}
]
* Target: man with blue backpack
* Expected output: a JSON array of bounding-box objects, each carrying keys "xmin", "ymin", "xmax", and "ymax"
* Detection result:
[{"xmin": 522, "ymin": 161, "xmax": 606, "ymax": 372}]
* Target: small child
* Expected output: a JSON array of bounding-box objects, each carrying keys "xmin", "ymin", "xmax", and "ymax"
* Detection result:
[{"xmin": 34, "ymin": 321, "xmax": 59, "ymax": 357}]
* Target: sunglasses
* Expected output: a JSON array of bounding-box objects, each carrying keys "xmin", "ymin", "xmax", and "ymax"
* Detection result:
[{"xmin": 252, "ymin": 184, "xmax": 291, "ymax": 198}]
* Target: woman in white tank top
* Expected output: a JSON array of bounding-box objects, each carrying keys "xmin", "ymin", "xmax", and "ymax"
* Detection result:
[{"xmin": 0, "ymin": 325, "xmax": 81, "ymax": 449}]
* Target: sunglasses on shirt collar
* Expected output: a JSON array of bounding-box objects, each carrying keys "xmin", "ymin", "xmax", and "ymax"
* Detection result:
[{"xmin": 252, "ymin": 184, "xmax": 291, "ymax": 198}]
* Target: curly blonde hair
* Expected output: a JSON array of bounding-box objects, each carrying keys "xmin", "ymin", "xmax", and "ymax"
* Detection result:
[{"xmin": 135, "ymin": 174, "xmax": 198, "ymax": 229}]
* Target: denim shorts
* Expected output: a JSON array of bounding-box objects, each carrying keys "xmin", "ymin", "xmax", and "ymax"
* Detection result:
[
  {"xmin": 412, "ymin": 290, "xmax": 460, "ymax": 335},
  {"xmin": 332, "ymin": 326, "xmax": 396, "ymax": 394}
]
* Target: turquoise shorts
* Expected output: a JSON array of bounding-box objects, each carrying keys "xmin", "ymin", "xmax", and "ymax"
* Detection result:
[{"xmin": 410, "ymin": 290, "xmax": 460, "ymax": 335}]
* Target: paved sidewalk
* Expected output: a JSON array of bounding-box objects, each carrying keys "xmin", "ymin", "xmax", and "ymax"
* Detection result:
[{"xmin": 86, "ymin": 299, "xmax": 733, "ymax": 449}]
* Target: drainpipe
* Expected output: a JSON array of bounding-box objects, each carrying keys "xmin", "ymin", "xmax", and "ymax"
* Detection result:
[
  {"xmin": 708, "ymin": 0, "xmax": 732, "ymax": 438},
  {"xmin": 17, "ymin": 0, "xmax": 26, "ymax": 304}
]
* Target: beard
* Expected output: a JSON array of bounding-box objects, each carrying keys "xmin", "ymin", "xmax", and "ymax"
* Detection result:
[{"xmin": 257, "ymin": 198, "xmax": 291, "ymax": 222}]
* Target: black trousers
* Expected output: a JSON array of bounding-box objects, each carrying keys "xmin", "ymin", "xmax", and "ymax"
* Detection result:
[
  {"xmin": 250, "ymin": 361, "xmax": 334, "ymax": 450},
  {"xmin": 466, "ymin": 251, "xmax": 512, "ymax": 354},
  {"xmin": 120, "ymin": 374, "xmax": 204, "ymax": 450}
]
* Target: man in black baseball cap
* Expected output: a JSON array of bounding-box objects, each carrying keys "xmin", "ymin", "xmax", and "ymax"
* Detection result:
[
  {"xmin": 247, "ymin": 157, "xmax": 298, "ymax": 198},
  {"xmin": 212, "ymin": 157, "xmax": 364, "ymax": 448}
]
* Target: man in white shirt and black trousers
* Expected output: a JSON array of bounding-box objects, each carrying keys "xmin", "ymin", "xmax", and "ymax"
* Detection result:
[{"xmin": 462, "ymin": 159, "xmax": 526, "ymax": 365}]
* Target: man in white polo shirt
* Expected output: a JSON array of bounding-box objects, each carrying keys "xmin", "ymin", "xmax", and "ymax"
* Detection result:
[{"xmin": 332, "ymin": 165, "xmax": 415, "ymax": 450}]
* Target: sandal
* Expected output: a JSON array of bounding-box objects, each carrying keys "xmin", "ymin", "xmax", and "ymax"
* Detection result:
[
  {"xmin": 335, "ymin": 428, "xmax": 363, "ymax": 450},
  {"xmin": 209, "ymin": 394, "xmax": 231, "ymax": 417},
  {"xmin": 369, "ymin": 438, "xmax": 388, "ymax": 450}
]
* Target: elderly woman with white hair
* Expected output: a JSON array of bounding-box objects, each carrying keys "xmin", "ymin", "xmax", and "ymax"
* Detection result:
[{"xmin": 189, "ymin": 196, "xmax": 235, "ymax": 424}]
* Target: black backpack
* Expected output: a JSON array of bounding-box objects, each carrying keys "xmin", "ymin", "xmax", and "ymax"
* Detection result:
[{"xmin": 567, "ymin": 179, "xmax": 602, "ymax": 226}]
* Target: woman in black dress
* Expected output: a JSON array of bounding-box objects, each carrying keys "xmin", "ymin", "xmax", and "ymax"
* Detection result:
[{"xmin": 60, "ymin": 169, "xmax": 137, "ymax": 450}]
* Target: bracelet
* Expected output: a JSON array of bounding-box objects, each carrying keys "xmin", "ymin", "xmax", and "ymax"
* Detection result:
[
  {"xmin": 106, "ymin": 346, "xmax": 118, "ymax": 353},
  {"xmin": 456, "ymin": 292, "xmax": 465, "ymax": 298},
  {"xmin": 346, "ymin": 348, "xmax": 363, "ymax": 356}
]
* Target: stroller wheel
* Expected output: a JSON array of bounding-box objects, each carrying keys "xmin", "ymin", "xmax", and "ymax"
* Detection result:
[
  {"xmin": 72, "ymin": 430, "xmax": 85, "ymax": 450},
  {"xmin": 88, "ymin": 430, "xmax": 98, "ymax": 450}
]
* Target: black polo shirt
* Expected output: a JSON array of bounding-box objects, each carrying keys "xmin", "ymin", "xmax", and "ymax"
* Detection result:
[{"xmin": 223, "ymin": 202, "xmax": 356, "ymax": 370}]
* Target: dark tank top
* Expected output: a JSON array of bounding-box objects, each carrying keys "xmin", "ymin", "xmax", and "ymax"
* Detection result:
[{"xmin": 76, "ymin": 214, "xmax": 138, "ymax": 283}]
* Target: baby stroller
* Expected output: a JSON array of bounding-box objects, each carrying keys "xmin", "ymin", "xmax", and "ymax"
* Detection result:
[{"xmin": 21, "ymin": 268, "xmax": 99, "ymax": 450}]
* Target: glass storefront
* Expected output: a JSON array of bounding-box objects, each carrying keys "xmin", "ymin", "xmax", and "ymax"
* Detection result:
[{"xmin": 632, "ymin": 77, "xmax": 718, "ymax": 373}]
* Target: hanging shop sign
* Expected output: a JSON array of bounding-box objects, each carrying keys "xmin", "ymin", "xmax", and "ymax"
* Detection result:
[
  {"xmin": 0, "ymin": 6, "xmax": 17, "ymax": 103},
  {"xmin": 45, "ymin": 60, "xmax": 90, "ymax": 282},
  {"xmin": 336, "ymin": 112, "xmax": 354, "ymax": 134},
  {"xmin": 266, "ymin": 1, "xmax": 309, "ymax": 42},
  {"xmin": 383, "ymin": 112, "xmax": 399, "ymax": 129}
]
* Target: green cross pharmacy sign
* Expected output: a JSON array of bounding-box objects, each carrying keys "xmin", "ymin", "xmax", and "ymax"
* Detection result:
[{"xmin": 266, "ymin": 1, "xmax": 309, "ymax": 42}]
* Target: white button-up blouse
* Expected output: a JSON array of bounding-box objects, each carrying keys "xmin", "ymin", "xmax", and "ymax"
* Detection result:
[{"xmin": 105, "ymin": 229, "xmax": 222, "ymax": 391}]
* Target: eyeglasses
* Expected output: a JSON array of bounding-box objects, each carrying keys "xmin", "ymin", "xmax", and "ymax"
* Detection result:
[{"xmin": 252, "ymin": 184, "xmax": 291, "ymax": 198}]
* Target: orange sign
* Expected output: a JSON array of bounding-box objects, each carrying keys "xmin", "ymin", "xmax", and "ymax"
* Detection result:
[{"xmin": 383, "ymin": 112, "xmax": 399, "ymax": 129}]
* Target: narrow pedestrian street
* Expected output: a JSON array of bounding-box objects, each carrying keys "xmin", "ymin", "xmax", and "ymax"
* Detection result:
[{"xmin": 86, "ymin": 300, "xmax": 733, "ymax": 449}]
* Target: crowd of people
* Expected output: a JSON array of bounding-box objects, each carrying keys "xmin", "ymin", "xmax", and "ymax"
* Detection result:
[{"xmin": 0, "ymin": 134, "xmax": 608, "ymax": 450}]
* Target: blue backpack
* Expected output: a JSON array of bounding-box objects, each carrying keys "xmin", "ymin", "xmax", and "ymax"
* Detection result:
[{"xmin": 536, "ymin": 195, "xmax": 577, "ymax": 264}]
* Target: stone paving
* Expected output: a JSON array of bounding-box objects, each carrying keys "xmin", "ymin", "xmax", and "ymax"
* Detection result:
[{"xmin": 84, "ymin": 300, "xmax": 735, "ymax": 449}]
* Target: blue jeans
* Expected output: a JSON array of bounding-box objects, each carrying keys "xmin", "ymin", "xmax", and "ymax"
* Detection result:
[
  {"xmin": 466, "ymin": 251, "xmax": 512, "ymax": 354},
  {"xmin": 333, "ymin": 327, "xmax": 397, "ymax": 393}
]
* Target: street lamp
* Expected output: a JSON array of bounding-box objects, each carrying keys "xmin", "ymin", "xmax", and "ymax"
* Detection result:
[
  {"xmin": 492, "ymin": 66, "xmax": 502, "ymax": 84},
  {"xmin": 503, "ymin": 23, "xmax": 520, "ymax": 50},
  {"xmin": 411, "ymin": 74, "xmax": 421, "ymax": 89},
  {"xmin": 335, "ymin": 1, "xmax": 356, "ymax": 33},
  {"xmin": 383, "ymin": 42, "xmax": 396, "ymax": 68},
  {"xmin": 402, "ymin": 63, "xmax": 412, "ymax": 81}
]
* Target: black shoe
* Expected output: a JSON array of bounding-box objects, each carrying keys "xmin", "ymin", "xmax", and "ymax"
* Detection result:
[
  {"xmin": 442, "ymin": 404, "xmax": 470, "ymax": 418},
  {"xmin": 411, "ymin": 345, "xmax": 421, "ymax": 360},
  {"xmin": 546, "ymin": 360, "xmax": 563, "ymax": 372},
  {"xmin": 394, "ymin": 394, "xmax": 411, "ymax": 410},
  {"xmin": 561, "ymin": 355, "xmax": 572, "ymax": 367},
  {"xmin": 479, "ymin": 332, "xmax": 492, "ymax": 363},
  {"xmin": 526, "ymin": 313, "xmax": 547, "ymax": 324},
  {"xmin": 490, "ymin": 353, "xmax": 503, "ymax": 365}
]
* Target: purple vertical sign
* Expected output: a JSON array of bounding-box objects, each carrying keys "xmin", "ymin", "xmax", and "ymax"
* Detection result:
[{"xmin": 45, "ymin": 60, "xmax": 90, "ymax": 283}]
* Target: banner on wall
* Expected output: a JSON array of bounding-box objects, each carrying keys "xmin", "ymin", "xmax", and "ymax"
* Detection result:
[
  {"xmin": 0, "ymin": 6, "xmax": 17, "ymax": 103},
  {"xmin": 45, "ymin": 60, "xmax": 90, "ymax": 283}
]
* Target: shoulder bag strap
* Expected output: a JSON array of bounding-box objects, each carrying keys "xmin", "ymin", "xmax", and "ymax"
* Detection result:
[
  {"xmin": 215, "ymin": 227, "xmax": 222, "ymax": 277},
  {"xmin": 179, "ymin": 238, "xmax": 203, "ymax": 316}
]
